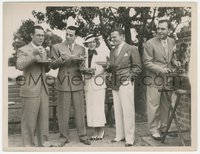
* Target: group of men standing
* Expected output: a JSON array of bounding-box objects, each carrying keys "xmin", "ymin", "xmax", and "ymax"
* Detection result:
[{"xmin": 16, "ymin": 19, "xmax": 181, "ymax": 147}]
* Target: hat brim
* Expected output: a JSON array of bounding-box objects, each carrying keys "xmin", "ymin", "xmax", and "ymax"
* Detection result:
[{"xmin": 84, "ymin": 37, "xmax": 96, "ymax": 43}]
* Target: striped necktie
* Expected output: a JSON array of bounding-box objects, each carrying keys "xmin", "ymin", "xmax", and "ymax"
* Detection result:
[
  {"xmin": 162, "ymin": 40, "xmax": 168, "ymax": 58},
  {"xmin": 69, "ymin": 44, "xmax": 73, "ymax": 53}
]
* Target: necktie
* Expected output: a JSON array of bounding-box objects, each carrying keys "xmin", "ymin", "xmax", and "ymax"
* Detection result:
[
  {"xmin": 114, "ymin": 46, "xmax": 119, "ymax": 59},
  {"xmin": 162, "ymin": 40, "xmax": 168, "ymax": 57},
  {"xmin": 69, "ymin": 44, "xmax": 73, "ymax": 53}
]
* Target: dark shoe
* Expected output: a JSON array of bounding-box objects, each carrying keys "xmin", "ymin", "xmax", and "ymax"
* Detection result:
[
  {"xmin": 90, "ymin": 136, "xmax": 97, "ymax": 140},
  {"xmin": 111, "ymin": 138, "xmax": 125, "ymax": 143},
  {"xmin": 125, "ymin": 143, "xmax": 133, "ymax": 147},
  {"xmin": 60, "ymin": 138, "xmax": 70, "ymax": 146},
  {"xmin": 80, "ymin": 139, "xmax": 91, "ymax": 145},
  {"xmin": 96, "ymin": 130, "xmax": 104, "ymax": 140},
  {"xmin": 151, "ymin": 134, "xmax": 161, "ymax": 141},
  {"xmin": 161, "ymin": 131, "xmax": 178, "ymax": 137}
]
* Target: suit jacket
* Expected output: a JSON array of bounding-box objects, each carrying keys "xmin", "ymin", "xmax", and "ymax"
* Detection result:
[
  {"xmin": 84, "ymin": 48, "xmax": 109, "ymax": 90},
  {"xmin": 108, "ymin": 42, "xmax": 142, "ymax": 90},
  {"xmin": 16, "ymin": 43, "xmax": 49, "ymax": 97},
  {"xmin": 51, "ymin": 42, "xmax": 85, "ymax": 91},
  {"xmin": 143, "ymin": 36, "xmax": 176, "ymax": 87}
]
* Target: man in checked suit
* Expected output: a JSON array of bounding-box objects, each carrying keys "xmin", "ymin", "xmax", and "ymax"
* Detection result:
[
  {"xmin": 106, "ymin": 28, "xmax": 142, "ymax": 146},
  {"xmin": 50, "ymin": 26, "xmax": 91, "ymax": 145},
  {"xmin": 143, "ymin": 20, "xmax": 181, "ymax": 141},
  {"xmin": 16, "ymin": 26, "xmax": 50, "ymax": 147}
]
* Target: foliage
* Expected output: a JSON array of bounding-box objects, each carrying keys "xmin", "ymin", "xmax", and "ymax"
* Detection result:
[
  {"xmin": 9, "ymin": 19, "xmax": 62, "ymax": 66},
  {"xmin": 32, "ymin": 6, "xmax": 191, "ymax": 54}
]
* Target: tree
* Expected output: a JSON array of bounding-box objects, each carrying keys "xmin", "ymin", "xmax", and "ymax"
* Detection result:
[
  {"xmin": 33, "ymin": 6, "xmax": 191, "ymax": 54},
  {"xmin": 32, "ymin": 6, "xmax": 191, "ymax": 115},
  {"xmin": 9, "ymin": 19, "xmax": 62, "ymax": 66}
]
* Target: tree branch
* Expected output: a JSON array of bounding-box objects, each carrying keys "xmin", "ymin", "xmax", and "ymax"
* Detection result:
[{"xmin": 108, "ymin": 7, "xmax": 118, "ymax": 22}]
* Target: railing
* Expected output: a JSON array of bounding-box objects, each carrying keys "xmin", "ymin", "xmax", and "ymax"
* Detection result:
[{"xmin": 8, "ymin": 84, "xmax": 114, "ymax": 130}]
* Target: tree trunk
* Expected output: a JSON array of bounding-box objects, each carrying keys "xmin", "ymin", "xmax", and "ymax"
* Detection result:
[
  {"xmin": 124, "ymin": 23, "xmax": 132, "ymax": 45},
  {"xmin": 98, "ymin": 10, "xmax": 111, "ymax": 50}
]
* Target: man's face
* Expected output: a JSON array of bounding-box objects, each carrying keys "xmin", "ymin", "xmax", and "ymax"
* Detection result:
[
  {"xmin": 157, "ymin": 22, "xmax": 170, "ymax": 40},
  {"xmin": 66, "ymin": 29, "xmax": 76, "ymax": 44},
  {"xmin": 31, "ymin": 29, "xmax": 45, "ymax": 46},
  {"xmin": 110, "ymin": 31, "xmax": 124, "ymax": 46}
]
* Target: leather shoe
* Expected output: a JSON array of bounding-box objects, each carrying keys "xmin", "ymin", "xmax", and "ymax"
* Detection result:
[
  {"xmin": 111, "ymin": 138, "xmax": 125, "ymax": 143},
  {"xmin": 125, "ymin": 143, "xmax": 133, "ymax": 147},
  {"xmin": 151, "ymin": 134, "xmax": 161, "ymax": 141},
  {"xmin": 90, "ymin": 136, "xmax": 97, "ymax": 140},
  {"xmin": 161, "ymin": 131, "xmax": 178, "ymax": 137},
  {"xmin": 80, "ymin": 139, "xmax": 91, "ymax": 145}
]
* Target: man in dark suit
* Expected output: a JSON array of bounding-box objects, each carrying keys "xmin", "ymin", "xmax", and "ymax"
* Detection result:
[
  {"xmin": 50, "ymin": 26, "xmax": 90, "ymax": 145},
  {"xmin": 16, "ymin": 25, "xmax": 50, "ymax": 147},
  {"xmin": 143, "ymin": 20, "xmax": 181, "ymax": 140},
  {"xmin": 107, "ymin": 28, "xmax": 142, "ymax": 146}
]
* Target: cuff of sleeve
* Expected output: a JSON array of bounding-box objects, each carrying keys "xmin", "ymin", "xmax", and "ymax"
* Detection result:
[{"xmin": 59, "ymin": 57, "xmax": 65, "ymax": 64}]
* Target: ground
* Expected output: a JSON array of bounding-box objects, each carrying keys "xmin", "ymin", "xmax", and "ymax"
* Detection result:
[{"xmin": 8, "ymin": 122, "xmax": 191, "ymax": 148}]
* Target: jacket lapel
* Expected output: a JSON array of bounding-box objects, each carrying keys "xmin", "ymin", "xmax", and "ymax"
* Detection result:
[
  {"xmin": 85, "ymin": 48, "xmax": 89, "ymax": 68},
  {"xmin": 114, "ymin": 43, "xmax": 127, "ymax": 65},
  {"xmin": 155, "ymin": 37, "xmax": 168, "ymax": 62},
  {"xmin": 167, "ymin": 38, "xmax": 174, "ymax": 63},
  {"xmin": 110, "ymin": 49, "xmax": 115, "ymax": 64}
]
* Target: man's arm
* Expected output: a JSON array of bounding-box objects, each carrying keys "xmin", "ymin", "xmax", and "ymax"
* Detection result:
[
  {"xmin": 16, "ymin": 48, "xmax": 36, "ymax": 71},
  {"xmin": 143, "ymin": 41, "xmax": 166, "ymax": 74},
  {"xmin": 50, "ymin": 45, "xmax": 65, "ymax": 70},
  {"xmin": 130, "ymin": 46, "xmax": 142, "ymax": 80}
]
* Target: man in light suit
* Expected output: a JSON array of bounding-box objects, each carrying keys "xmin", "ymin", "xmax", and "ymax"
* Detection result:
[
  {"xmin": 50, "ymin": 26, "xmax": 91, "ymax": 145},
  {"xmin": 143, "ymin": 20, "xmax": 181, "ymax": 140},
  {"xmin": 107, "ymin": 28, "xmax": 142, "ymax": 146},
  {"xmin": 16, "ymin": 26, "xmax": 50, "ymax": 147}
]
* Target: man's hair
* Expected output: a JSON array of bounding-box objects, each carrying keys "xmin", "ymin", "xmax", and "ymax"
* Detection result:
[
  {"xmin": 111, "ymin": 27, "xmax": 124, "ymax": 36},
  {"xmin": 30, "ymin": 25, "xmax": 44, "ymax": 34},
  {"xmin": 158, "ymin": 19, "xmax": 172, "ymax": 29},
  {"xmin": 67, "ymin": 26, "xmax": 79, "ymax": 36}
]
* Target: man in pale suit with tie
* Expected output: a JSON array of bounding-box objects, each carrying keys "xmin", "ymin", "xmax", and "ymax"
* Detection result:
[
  {"xmin": 50, "ymin": 26, "xmax": 91, "ymax": 145},
  {"xmin": 16, "ymin": 26, "xmax": 50, "ymax": 147},
  {"xmin": 106, "ymin": 28, "xmax": 142, "ymax": 146},
  {"xmin": 143, "ymin": 20, "xmax": 181, "ymax": 140}
]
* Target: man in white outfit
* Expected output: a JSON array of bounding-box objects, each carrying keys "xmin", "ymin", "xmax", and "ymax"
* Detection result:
[{"xmin": 106, "ymin": 28, "xmax": 142, "ymax": 146}]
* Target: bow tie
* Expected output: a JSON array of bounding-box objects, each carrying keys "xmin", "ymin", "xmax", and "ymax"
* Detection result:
[{"xmin": 88, "ymin": 49, "xmax": 97, "ymax": 55}]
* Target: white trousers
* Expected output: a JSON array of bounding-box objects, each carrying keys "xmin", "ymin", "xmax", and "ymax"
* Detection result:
[{"xmin": 112, "ymin": 81, "xmax": 135, "ymax": 144}]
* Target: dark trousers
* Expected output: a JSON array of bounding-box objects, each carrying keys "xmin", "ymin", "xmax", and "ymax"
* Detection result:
[{"xmin": 57, "ymin": 90, "xmax": 87, "ymax": 140}]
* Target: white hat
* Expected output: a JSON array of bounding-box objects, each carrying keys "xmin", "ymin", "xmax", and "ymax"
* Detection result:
[{"xmin": 84, "ymin": 34, "xmax": 97, "ymax": 43}]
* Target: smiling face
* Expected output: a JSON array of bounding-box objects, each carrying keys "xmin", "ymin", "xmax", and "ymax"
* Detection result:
[
  {"xmin": 88, "ymin": 40, "xmax": 97, "ymax": 50},
  {"xmin": 156, "ymin": 22, "xmax": 170, "ymax": 40},
  {"xmin": 31, "ymin": 29, "xmax": 45, "ymax": 46},
  {"xmin": 110, "ymin": 31, "xmax": 124, "ymax": 46},
  {"xmin": 65, "ymin": 29, "xmax": 77, "ymax": 44}
]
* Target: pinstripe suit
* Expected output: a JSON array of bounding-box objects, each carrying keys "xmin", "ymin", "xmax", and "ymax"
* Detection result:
[
  {"xmin": 51, "ymin": 42, "xmax": 87, "ymax": 141},
  {"xmin": 16, "ymin": 43, "xmax": 50, "ymax": 147}
]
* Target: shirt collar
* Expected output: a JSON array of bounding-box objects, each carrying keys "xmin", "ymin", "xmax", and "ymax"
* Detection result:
[
  {"xmin": 68, "ymin": 43, "xmax": 75, "ymax": 50},
  {"xmin": 118, "ymin": 41, "xmax": 125, "ymax": 49},
  {"xmin": 160, "ymin": 37, "xmax": 168, "ymax": 44},
  {"xmin": 31, "ymin": 42, "xmax": 42, "ymax": 49}
]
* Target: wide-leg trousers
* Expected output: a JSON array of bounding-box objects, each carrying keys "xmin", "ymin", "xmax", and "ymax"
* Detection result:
[
  {"xmin": 112, "ymin": 81, "xmax": 135, "ymax": 144},
  {"xmin": 21, "ymin": 86, "xmax": 49, "ymax": 147},
  {"xmin": 57, "ymin": 90, "xmax": 87, "ymax": 140},
  {"xmin": 146, "ymin": 86, "xmax": 170, "ymax": 134}
]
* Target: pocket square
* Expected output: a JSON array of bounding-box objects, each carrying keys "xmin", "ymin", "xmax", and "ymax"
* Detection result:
[{"xmin": 124, "ymin": 53, "xmax": 128, "ymax": 56}]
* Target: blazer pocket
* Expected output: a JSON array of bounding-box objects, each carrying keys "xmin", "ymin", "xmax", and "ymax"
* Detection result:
[{"xmin": 124, "ymin": 53, "xmax": 129, "ymax": 57}]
